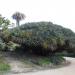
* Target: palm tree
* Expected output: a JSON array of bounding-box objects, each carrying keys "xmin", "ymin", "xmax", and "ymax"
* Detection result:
[{"xmin": 12, "ymin": 12, "xmax": 26, "ymax": 28}]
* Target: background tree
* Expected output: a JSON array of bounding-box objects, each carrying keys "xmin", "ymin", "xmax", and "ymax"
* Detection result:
[
  {"xmin": 0, "ymin": 14, "xmax": 11, "ymax": 42},
  {"xmin": 0, "ymin": 14, "xmax": 10, "ymax": 30},
  {"xmin": 12, "ymin": 12, "xmax": 26, "ymax": 28}
]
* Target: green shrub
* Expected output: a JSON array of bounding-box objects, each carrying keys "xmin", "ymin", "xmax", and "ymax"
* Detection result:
[
  {"xmin": 36, "ymin": 57, "xmax": 51, "ymax": 65},
  {"xmin": 0, "ymin": 38, "xmax": 6, "ymax": 50},
  {"xmin": 7, "ymin": 41, "xmax": 20, "ymax": 51},
  {"xmin": 50, "ymin": 55, "xmax": 65, "ymax": 65},
  {"xmin": 28, "ymin": 56, "xmax": 65, "ymax": 66}
]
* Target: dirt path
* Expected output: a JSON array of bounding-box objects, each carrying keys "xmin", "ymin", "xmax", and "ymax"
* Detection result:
[
  {"xmin": 4, "ymin": 54, "xmax": 34, "ymax": 75},
  {"xmin": 6, "ymin": 57, "xmax": 75, "ymax": 75}
]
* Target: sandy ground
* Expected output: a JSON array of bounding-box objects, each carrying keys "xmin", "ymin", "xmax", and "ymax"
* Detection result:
[
  {"xmin": 7, "ymin": 57, "xmax": 75, "ymax": 75},
  {"xmin": 4, "ymin": 56, "xmax": 33, "ymax": 74}
]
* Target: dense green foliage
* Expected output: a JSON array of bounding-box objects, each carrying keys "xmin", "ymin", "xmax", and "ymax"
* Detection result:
[
  {"xmin": 10, "ymin": 22, "xmax": 75, "ymax": 56},
  {"xmin": 0, "ymin": 38, "xmax": 6, "ymax": 50},
  {"xmin": 0, "ymin": 15, "xmax": 10, "ymax": 30}
]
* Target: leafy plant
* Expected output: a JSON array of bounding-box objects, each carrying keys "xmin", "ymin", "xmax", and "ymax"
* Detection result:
[
  {"xmin": 0, "ymin": 38, "xmax": 6, "ymax": 50},
  {"xmin": 50, "ymin": 54, "xmax": 65, "ymax": 65},
  {"xmin": 7, "ymin": 41, "xmax": 20, "ymax": 51}
]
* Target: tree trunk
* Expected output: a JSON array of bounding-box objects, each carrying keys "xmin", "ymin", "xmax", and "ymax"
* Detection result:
[
  {"xmin": 16, "ymin": 20, "xmax": 21, "ymax": 37},
  {"xmin": 16, "ymin": 20, "xmax": 20, "ymax": 30}
]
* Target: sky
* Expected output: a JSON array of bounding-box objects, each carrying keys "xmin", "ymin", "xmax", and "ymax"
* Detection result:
[{"xmin": 0, "ymin": 0, "xmax": 75, "ymax": 32}]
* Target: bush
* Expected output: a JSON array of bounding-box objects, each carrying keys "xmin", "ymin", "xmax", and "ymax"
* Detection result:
[
  {"xmin": 50, "ymin": 55, "xmax": 65, "ymax": 65},
  {"xmin": 27, "ymin": 55, "xmax": 65, "ymax": 66},
  {"xmin": 0, "ymin": 38, "xmax": 6, "ymax": 51},
  {"xmin": 7, "ymin": 41, "xmax": 20, "ymax": 51}
]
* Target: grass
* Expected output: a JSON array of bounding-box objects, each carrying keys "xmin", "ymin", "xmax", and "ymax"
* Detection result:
[
  {"xmin": 0, "ymin": 63, "xmax": 10, "ymax": 71},
  {"xmin": 21, "ymin": 55, "xmax": 65, "ymax": 67},
  {"xmin": 37, "ymin": 57, "xmax": 51, "ymax": 66},
  {"xmin": 0, "ymin": 57, "xmax": 10, "ymax": 72},
  {"xmin": 50, "ymin": 55, "xmax": 65, "ymax": 65},
  {"xmin": 30, "ymin": 55, "xmax": 65, "ymax": 66}
]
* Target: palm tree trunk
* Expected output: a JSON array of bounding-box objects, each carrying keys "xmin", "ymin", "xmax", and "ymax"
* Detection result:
[
  {"xmin": 16, "ymin": 20, "xmax": 20, "ymax": 30},
  {"xmin": 16, "ymin": 20, "xmax": 21, "ymax": 37},
  {"xmin": 16, "ymin": 20, "xmax": 19, "ymax": 27}
]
